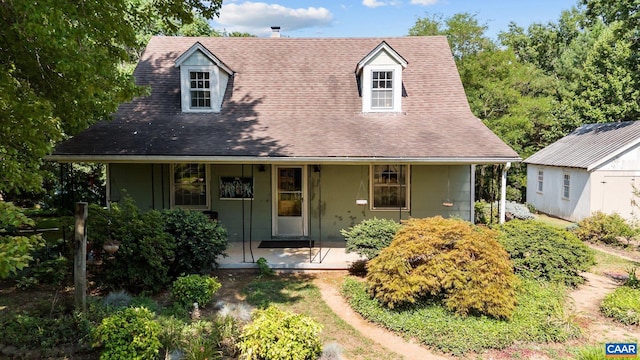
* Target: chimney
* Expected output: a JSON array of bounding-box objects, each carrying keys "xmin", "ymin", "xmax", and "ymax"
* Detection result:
[{"xmin": 270, "ymin": 26, "xmax": 281, "ymax": 38}]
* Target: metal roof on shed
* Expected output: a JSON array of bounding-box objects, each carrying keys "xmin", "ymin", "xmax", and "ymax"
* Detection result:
[{"xmin": 524, "ymin": 121, "xmax": 640, "ymax": 170}]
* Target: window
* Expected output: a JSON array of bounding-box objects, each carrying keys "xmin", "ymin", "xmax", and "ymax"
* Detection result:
[
  {"xmin": 537, "ymin": 170, "xmax": 544, "ymax": 192},
  {"xmin": 172, "ymin": 163, "xmax": 209, "ymax": 209},
  {"xmin": 563, "ymin": 173, "xmax": 571, "ymax": 199},
  {"xmin": 371, "ymin": 71, "xmax": 393, "ymax": 109},
  {"xmin": 371, "ymin": 165, "xmax": 409, "ymax": 209},
  {"xmin": 189, "ymin": 71, "xmax": 211, "ymax": 109}
]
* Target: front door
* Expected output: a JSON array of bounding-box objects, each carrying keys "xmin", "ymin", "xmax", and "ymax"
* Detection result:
[{"xmin": 273, "ymin": 166, "xmax": 307, "ymax": 237}]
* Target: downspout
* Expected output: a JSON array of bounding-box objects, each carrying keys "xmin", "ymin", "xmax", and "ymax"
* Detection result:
[
  {"xmin": 470, "ymin": 165, "xmax": 475, "ymax": 223},
  {"xmin": 499, "ymin": 162, "xmax": 511, "ymax": 224}
]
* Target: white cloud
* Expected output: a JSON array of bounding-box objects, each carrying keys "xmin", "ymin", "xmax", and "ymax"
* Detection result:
[
  {"xmin": 362, "ymin": 0, "xmax": 387, "ymax": 8},
  {"xmin": 214, "ymin": 2, "xmax": 333, "ymax": 36},
  {"xmin": 410, "ymin": 0, "xmax": 439, "ymax": 5}
]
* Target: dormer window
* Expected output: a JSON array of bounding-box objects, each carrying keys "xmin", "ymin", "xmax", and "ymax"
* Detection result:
[
  {"xmin": 175, "ymin": 42, "xmax": 233, "ymax": 113},
  {"xmin": 356, "ymin": 41, "xmax": 407, "ymax": 113},
  {"xmin": 372, "ymin": 71, "xmax": 394, "ymax": 109},
  {"xmin": 190, "ymin": 71, "xmax": 212, "ymax": 109}
]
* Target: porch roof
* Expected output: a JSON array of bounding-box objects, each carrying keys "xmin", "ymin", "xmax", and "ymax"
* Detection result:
[{"xmin": 51, "ymin": 36, "xmax": 520, "ymax": 164}]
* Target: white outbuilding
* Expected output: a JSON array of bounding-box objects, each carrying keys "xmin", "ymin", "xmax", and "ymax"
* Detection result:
[{"xmin": 525, "ymin": 121, "xmax": 640, "ymax": 222}]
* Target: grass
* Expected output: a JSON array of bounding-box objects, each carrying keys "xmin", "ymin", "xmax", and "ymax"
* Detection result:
[
  {"xmin": 534, "ymin": 213, "xmax": 575, "ymax": 229},
  {"xmin": 341, "ymin": 277, "xmax": 581, "ymax": 357},
  {"xmin": 591, "ymin": 249, "xmax": 640, "ymax": 276},
  {"xmin": 241, "ymin": 274, "xmax": 402, "ymax": 360},
  {"xmin": 600, "ymin": 286, "xmax": 640, "ymax": 325}
]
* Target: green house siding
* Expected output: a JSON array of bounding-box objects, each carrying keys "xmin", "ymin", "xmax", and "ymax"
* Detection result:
[{"xmin": 107, "ymin": 163, "xmax": 472, "ymax": 243}]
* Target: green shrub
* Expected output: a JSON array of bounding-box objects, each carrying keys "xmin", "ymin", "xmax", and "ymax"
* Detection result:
[
  {"xmin": 161, "ymin": 208, "xmax": 228, "ymax": 276},
  {"xmin": 574, "ymin": 211, "xmax": 636, "ymax": 245},
  {"xmin": 600, "ymin": 286, "xmax": 640, "ymax": 325},
  {"xmin": 89, "ymin": 196, "xmax": 175, "ymax": 293},
  {"xmin": 1, "ymin": 312, "xmax": 91, "ymax": 349},
  {"xmin": 256, "ymin": 257, "xmax": 274, "ymax": 277},
  {"xmin": 171, "ymin": 274, "xmax": 221, "ymax": 308},
  {"xmin": 238, "ymin": 305, "xmax": 323, "ymax": 360},
  {"xmin": 497, "ymin": 220, "xmax": 595, "ymax": 286},
  {"xmin": 0, "ymin": 201, "xmax": 44, "ymax": 279},
  {"xmin": 181, "ymin": 320, "xmax": 220, "ymax": 360},
  {"xmin": 341, "ymin": 217, "xmax": 402, "ymax": 259},
  {"xmin": 93, "ymin": 307, "xmax": 161, "ymax": 360},
  {"xmin": 366, "ymin": 216, "xmax": 518, "ymax": 319}
]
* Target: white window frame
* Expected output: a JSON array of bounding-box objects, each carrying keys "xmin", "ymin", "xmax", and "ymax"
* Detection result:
[
  {"xmin": 370, "ymin": 165, "xmax": 410, "ymax": 210},
  {"xmin": 170, "ymin": 163, "xmax": 210, "ymax": 210},
  {"xmin": 189, "ymin": 71, "xmax": 212, "ymax": 109},
  {"xmin": 371, "ymin": 70, "xmax": 394, "ymax": 109},
  {"xmin": 362, "ymin": 65, "xmax": 403, "ymax": 113},
  {"xmin": 180, "ymin": 65, "xmax": 218, "ymax": 112},
  {"xmin": 562, "ymin": 173, "xmax": 571, "ymax": 200},
  {"xmin": 537, "ymin": 170, "xmax": 544, "ymax": 193}
]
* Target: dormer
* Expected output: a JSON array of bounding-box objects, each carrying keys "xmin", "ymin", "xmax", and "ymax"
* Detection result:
[
  {"xmin": 356, "ymin": 41, "xmax": 407, "ymax": 113},
  {"xmin": 175, "ymin": 42, "xmax": 233, "ymax": 113}
]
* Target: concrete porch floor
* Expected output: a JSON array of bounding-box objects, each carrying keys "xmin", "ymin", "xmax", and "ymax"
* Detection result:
[{"xmin": 217, "ymin": 241, "xmax": 365, "ymax": 270}]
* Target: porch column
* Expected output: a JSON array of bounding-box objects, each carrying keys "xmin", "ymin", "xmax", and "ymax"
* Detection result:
[{"xmin": 499, "ymin": 162, "xmax": 511, "ymax": 224}]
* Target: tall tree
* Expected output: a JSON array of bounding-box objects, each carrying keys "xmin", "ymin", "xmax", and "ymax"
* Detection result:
[
  {"xmin": 410, "ymin": 13, "xmax": 558, "ymax": 201},
  {"xmin": 0, "ymin": 0, "xmax": 222, "ymax": 277},
  {"xmin": 0, "ymin": 0, "xmax": 222, "ymax": 195}
]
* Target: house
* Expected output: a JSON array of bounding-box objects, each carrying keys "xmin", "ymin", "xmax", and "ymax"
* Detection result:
[
  {"xmin": 50, "ymin": 33, "xmax": 519, "ymax": 247},
  {"xmin": 525, "ymin": 121, "xmax": 640, "ymax": 222}
]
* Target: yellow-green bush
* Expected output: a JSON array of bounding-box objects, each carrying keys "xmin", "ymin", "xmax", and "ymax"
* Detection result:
[
  {"xmin": 238, "ymin": 305, "xmax": 322, "ymax": 360},
  {"xmin": 366, "ymin": 216, "xmax": 518, "ymax": 319},
  {"xmin": 574, "ymin": 211, "xmax": 636, "ymax": 245}
]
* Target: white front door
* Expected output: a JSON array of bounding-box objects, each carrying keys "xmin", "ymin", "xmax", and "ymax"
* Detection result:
[{"xmin": 273, "ymin": 166, "xmax": 307, "ymax": 237}]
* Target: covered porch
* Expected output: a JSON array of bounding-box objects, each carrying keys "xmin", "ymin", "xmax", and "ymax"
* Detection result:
[{"xmin": 217, "ymin": 240, "xmax": 365, "ymax": 270}]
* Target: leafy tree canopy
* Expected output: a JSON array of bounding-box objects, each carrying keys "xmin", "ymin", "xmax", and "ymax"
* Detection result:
[{"xmin": 0, "ymin": 0, "xmax": 222, "ymax": 195}]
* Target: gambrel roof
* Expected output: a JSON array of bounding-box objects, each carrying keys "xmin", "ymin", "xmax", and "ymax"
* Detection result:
[
  {"xmin": 51, "ymin": 36, "xmax": 519, "ymax": 164},
  {"xmin": 525, "ymin": 121, "xmax": 640, "ymax": 171}
]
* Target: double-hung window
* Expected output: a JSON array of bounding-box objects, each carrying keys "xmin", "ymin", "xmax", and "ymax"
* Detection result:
[
  {"xmin": 537, "ymin": 170, "xmax": 544, "ymax": 192},
  {"xmin": 371, "ymin": 71, "xmax": 394, "ymax": 109},
  {"xmin": 189, "ymin": 71, "xmax": 212, "ymax": 109},
  {"xmin": 563, "ymin": 173, "xmax": 571, "ymax": 199},
  {"xmin": 371, "ymin": 165, "xmax": 409, "ymax": 209},
  {"xmin": 172, "ymin": 163, "xmax": 209, "ymax": 209}
]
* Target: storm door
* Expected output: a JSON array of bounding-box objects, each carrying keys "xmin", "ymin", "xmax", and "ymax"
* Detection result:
[{"xmin": 273, "ymin": 166, "xmax": 307, "ymax": 237}]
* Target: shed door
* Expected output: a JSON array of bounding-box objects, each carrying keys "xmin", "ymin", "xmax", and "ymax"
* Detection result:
[
  {"xmin": 602, "ymin": 176, "xmax": 638, "ymax": 219},
  {"xmin": 273, "ymin": 166, "xmax": 307, "ymax": 237}
]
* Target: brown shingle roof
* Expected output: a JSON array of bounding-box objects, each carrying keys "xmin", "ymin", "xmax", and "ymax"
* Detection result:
[{"xmin": 52, "ymin": 36, "xmax": 519, "ymax": 163}]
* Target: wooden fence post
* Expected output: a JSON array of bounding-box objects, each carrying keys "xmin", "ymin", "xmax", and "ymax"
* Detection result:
[{"xmin": 74, "ymin": 202, "xmax": 88, "ymax": 312}]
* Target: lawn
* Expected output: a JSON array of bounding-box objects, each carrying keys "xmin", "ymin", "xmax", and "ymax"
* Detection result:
[
  {"xmin": 236, "ymin": 272, "xmax": 402, "ymax": 360},
  {"xmin": 340, "ymin": 276, "xmax": 580, "ymax": 357}
]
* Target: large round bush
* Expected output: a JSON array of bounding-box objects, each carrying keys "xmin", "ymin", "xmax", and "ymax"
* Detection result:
[
  {"xmin": 497, "ymin": 220, "xmax": 595, "ymax": 286},
  {"xmin": 366, "ymin": 216, "xmax": 518, "ymax": 319},
  {"xmin": 574, "ymin": 211, "xmax": 636, "ymax": 245},
  {"xmin": 89, "ymin": 198, "xmax": 175, "ymax": 293},
  {"xmin": 93, "ymin": 307, "xmax": 161, "ymax": 360},
  {"xmin": 171, "ymin": 274, "xmax": 221, "ymax": 308},
  {"xmin": 341, "ymin": 217, "xmax": 402, "ymax": 259},
  {"xmin": 238, "ymin": 305, "xmax": 323, "ymax": 360},
  {"xmin": 161, "ymin": 208, "xmax": 228, "ymax": 276}
]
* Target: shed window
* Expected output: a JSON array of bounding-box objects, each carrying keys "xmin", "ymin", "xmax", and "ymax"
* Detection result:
[
  {"xmin": 537, "ymin": 170, "xmax": 544, "ymax": 192},
  {"xmin": 563, "ymin": 173, "xmax": 570, "ymax": 199}
]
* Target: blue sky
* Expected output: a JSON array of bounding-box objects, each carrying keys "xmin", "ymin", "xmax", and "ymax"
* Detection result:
[{"xmin": 210, "ymin": 0, "xmax": 582, "ymax": 39}]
